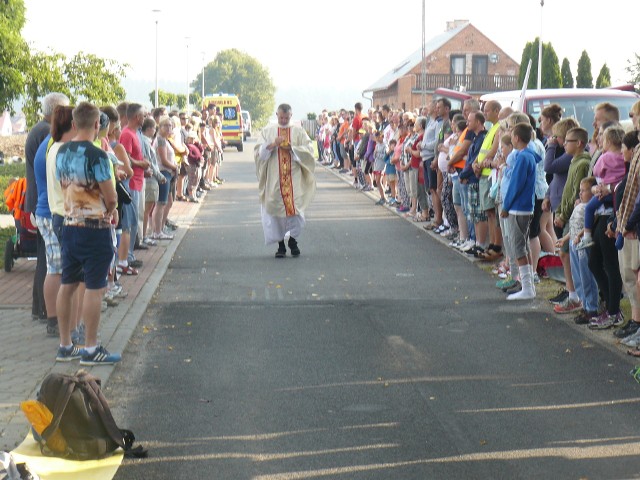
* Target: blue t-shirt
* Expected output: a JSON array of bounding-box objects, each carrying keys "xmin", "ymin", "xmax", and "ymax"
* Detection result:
[
  {"xmin": 384, "ymin": 152, "xmax": 396, "ymax": 175},
  {"xmin": 34, "ymin": 134, "xmax": 52, "ymax": 219}
]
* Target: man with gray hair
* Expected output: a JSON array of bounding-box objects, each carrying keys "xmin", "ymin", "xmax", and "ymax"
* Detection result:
[
  {"xmin": 255, "ymin": 104, "xmax": 316, "ymax": 258},
  {"xmin": 25, "ymin": 92, "xmax": 70, "ymax": 323}
]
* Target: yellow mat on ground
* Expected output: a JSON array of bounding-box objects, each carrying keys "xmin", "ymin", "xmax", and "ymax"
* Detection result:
[{"xmin": 11, "ymin": 432, "xmax": 123, "ymax": 480}]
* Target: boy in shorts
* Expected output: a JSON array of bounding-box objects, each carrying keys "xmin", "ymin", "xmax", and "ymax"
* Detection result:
[
  {"xmin": 55, "ymin": 102, "xmax": 121, "ymax": 365},
  {"xmin": 500, "ymin": 123, "xmax": 539, "ymax": 300}
]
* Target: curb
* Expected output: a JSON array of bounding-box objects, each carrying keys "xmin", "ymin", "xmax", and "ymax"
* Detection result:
[{"xmin": 1, "ymin": 199, "xmax": 204, "ymax": 450}]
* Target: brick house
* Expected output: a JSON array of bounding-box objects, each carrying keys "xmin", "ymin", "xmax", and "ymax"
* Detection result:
[{"xmin": 364, "ymin": 20, "xmax": 520, "ymax": 111}]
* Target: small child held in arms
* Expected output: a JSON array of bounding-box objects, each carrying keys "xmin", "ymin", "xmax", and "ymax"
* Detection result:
[
  {"xmin": 575, "ymin": 125, "xmax": 626, "ymax": 250},
  {"xmin": 499, "ymin": 122, "xmax": 540, "ymax": 301},
  {"xmin": 556, "ymin": 176, "xmax": 599, "ymax": 318},
  {"xmin": 373, "ymin": 131, "xmax": 387, "ymax": 205},
  {"xmin": 385, "ymin": 139, "xmax": 398, "ymax": 205}
]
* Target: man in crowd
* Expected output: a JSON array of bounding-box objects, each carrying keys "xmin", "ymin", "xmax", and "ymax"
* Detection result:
[
  {"xmin": 24, "ymin": 92, "xmax": 70, "ymax": 323},
  {"xmin": 55, "ymin": 102, "xmax": 120, "ymax": 365},
  {"xmin": 120, "ymin": 103, "xmax": 149, "ymax": 269}
]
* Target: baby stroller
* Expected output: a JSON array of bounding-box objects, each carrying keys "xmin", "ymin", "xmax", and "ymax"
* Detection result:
[
  {"xmin": 3, "ymin": 177, "xmax": 37, "ymax": 272},
  {"xmin": 5, "ymin": 211, "xmax": 38, "ymax": 272}
]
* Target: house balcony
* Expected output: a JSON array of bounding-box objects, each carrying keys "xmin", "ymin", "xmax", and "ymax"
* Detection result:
[{"xmin": 414, "ymin": 73, "xmax": 519, "ymax": 94}]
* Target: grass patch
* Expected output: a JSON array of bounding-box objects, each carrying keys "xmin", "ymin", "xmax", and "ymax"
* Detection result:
[{"xmin": 0, "ymin": 226, "xmax": 15, "ymax": 271}]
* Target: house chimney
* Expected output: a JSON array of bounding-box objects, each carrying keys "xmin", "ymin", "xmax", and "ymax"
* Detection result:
[{"xmin": 446, "ymin": 19, "xmax": 469, "ymax": 31}]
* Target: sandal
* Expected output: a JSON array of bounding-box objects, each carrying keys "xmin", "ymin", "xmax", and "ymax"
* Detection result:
[
  {"xmin": 423, "ymin": 222, "xmax": 442, "ymax": 231},
  {"xmin": 478, "ymin": 249, "xmax": 504, "ymax": 262},
  {"xmin": 176, "ymin": 196, "xmax": 186, "ymax": 202}
]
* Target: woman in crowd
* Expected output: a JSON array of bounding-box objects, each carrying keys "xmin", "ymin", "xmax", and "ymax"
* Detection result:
[{"xmin": 154, "ymin": 115, "xmax": 178, "ymax": 240}]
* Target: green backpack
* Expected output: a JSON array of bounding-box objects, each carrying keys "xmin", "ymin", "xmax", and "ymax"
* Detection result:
[{"xmin": 37, "ymin": 370, "xmax": 147, "ymax": 460}]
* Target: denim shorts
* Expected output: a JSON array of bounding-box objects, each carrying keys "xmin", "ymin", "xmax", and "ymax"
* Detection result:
[
  {"xmin": 425, "ymin": 159, "xmax": 438, "ymax": 190},
  {"xmin": 60, "ymin": 225, "xmax": 113, "ymax": 289},
  {"xmin": 120, "ymin": 202, "xmax": 136, "ymax": 231},
  {"xmin": 158, "ymin": 171, "xmax": 172, "ymax": 204},
  {"xmin": 35, "ymin": 215, "xmax": 62, "ymax": 274}
]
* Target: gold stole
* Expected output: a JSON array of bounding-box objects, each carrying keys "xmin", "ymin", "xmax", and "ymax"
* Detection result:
[{"xmin": 277, "ymin": 127, "xmax": 295, "ymax": 216}]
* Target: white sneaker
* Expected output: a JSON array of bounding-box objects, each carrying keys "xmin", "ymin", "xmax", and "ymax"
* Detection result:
[
  {"xmin": 622, "ymin": 330, "xmax": 640, "ymax": 347},
  {"xmin": 507, "ymin": 287, "xmax": 536, "ymax": 301},
  {"xmin": 459, "ymin": 240, "xmax": 475, "ymax": 252}
]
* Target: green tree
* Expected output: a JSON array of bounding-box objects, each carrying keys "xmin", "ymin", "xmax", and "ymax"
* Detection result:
[
  {"xmin": 63, "ymin": 52, "xmax": 127, "ymax": 105},
  {"xmin": 149, "ymin": 89, "xmax": 177, "ymax": 109},
  {"xmin": 561, "ymin": 58, "xmax": 574, "ymax": 88},
  {"xmin": 189, "ymin": 92, "xmax": 202, "ymax": 110},
  {"xmin": 176, "ymin": 94, "xmax": 187, "ymax": 110},
  {"xmin": 626, "ymin": 53, "xmax": 640, "ymax": 85},
  {"xmin": 165, "ymin": 92, "xmax": 177, "ymax": 110},
  {"xmin": 22, "ymin": 51, "xmax": 69, "ymax": 126},
  {"xmin": 576, "ymin": 51, "xmax": 593, "ymax": 88},
  {"xmin": 518, "ymin": 38, "xmax": 561, "ymax": 89},
  {"xmin": 0, "ymin": 0, "xmax": 29, "ymax": 113},
  {"xmin": 192, "ymin": 49, "xmax": 275, "ymax": 127},
  {"xmin": 596, "ymin": 63, "xmax": 611, "ymax": 88}
]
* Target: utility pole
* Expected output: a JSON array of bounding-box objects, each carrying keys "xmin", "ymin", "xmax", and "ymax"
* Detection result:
[
  {"xmin": 421, "ymin": 0, "xmax": 426, "ymax": 108},
  {"xmin": 152, "ymin": 9, "xmax": 161, "ymax": 108}
]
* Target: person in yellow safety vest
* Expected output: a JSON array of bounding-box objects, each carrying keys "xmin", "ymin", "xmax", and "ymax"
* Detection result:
[{"xmin": 473, "ymin": 100, "xmax": 503, "ymax": 261}]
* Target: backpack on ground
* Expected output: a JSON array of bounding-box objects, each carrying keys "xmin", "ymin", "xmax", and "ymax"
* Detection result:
[{"xmin": 36, "ymin": 370, "xmax": 147, "ymax": 460}]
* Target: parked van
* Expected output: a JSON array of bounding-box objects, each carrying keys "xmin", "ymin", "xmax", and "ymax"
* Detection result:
[
  {"xmin": 241, "ymin": 110, "xmax": 251, "ymax": 140},
  {"xmin": 202, "ymin": 94, "xmax": 244, "ymax": 152},
  {"xmin": 480, "ymin": 88, "xmax": 640, "ymax": 138},
  {"xmin": 434, "ymin": 87, "xmax": 473, "ymax": 111}
]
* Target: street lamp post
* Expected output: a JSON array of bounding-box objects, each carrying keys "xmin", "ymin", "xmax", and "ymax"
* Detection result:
[
  {"xmin": 421, "ymin": 0, "xmax": 426, "ymax": 108},
  {"xmin": 185, "ymin": 37, "xmax": 190, "ymax": 114},
  {"xmin": 152, "ymin": 9, "xmax": 161, "ymax": 108},
  {"xmin": 537, "ymin": 0, "xmax": 544, "ymax": 89},
  {"xmin": 201, "ymin": 51, "xmax": 206, "ymax": 100}
]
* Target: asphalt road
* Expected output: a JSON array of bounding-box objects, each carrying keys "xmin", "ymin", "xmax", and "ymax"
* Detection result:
[{"xmin": 110, "ymin": 139, "xmax": 640, "ymax": 479}]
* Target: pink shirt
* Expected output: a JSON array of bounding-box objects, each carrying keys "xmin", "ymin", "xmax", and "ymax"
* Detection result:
[
  {"xmin": 593, "ymin": 150, "xmax": 625, "ymax": 186},
  {"xmin": 120, "ymin": 126, "xmax": 144, "ymax": 192}
]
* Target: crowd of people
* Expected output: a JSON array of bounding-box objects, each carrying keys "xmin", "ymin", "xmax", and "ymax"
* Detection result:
[
  {"xmin": 23, "ymin": 93, "xmax": 226, "ymax": 365},
  {"xmin": 314, "ymin": 98, "xmax": 640, "ymax": 351}
]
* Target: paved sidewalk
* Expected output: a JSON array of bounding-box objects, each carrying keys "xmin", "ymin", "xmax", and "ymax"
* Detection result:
[{"xmin": 0, "ymin": 197, "xmax": 205, "ymax": 451}]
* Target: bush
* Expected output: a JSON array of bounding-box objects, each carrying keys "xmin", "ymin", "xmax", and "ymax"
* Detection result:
[
  {"xmin": 0, "ymin": 226, "xmax": 15, "ymax": 270},
  {"xmin": 0, "ymin": 163, "xmax": 26, "ymax": 215}
]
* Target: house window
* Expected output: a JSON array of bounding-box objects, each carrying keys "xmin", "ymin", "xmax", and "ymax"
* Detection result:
[
  {"xmin": 472, "ymin": 55, "xmax": 488, "ymax": 76},
  {"xmin": 450, "ymin": 56, "xmax": 465, "ymax": 75},
  {"xmin": 472, "ymin": 55, "xmax": 489, "ymax": 90}
]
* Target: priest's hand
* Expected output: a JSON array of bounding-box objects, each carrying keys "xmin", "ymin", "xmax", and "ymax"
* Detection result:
[{"xmin": 272, "ymin": 135, "xmax": 290, "ymax": 150}]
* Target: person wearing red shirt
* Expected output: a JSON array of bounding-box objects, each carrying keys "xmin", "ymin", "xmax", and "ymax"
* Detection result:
[{"xmin": 119, "ymin": 103, "xmax": 150, "ymax": 266}]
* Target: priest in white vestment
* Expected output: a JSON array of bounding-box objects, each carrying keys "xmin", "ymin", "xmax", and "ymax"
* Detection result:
[{"xmin": 255, "ymin": 104, "xmax": 316, "ymax": 257}]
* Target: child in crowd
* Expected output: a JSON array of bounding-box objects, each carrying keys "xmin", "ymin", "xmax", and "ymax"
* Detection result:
[
  {"xmin": 575, "ymin": 125, "xmax": 626, "ymax": 250},
  {"xmin": 556, "ymin": 177, "xmax": 599, "ymax": 318},
  {"xmin": 185, "ymin": 130, "xmax": 204, "ymax": 203},
  {"xmin": 499, "ymin": 122, "xmax": 540, "ymax": 300},
  {"xmin": 495, "ymin": 132, "xmax": 517, "ymax": 290},
  {"xmin": 372, "ymin": 131, "xmax": 387, "ymax": 204},
  {"xmin": 385, "ymin": 139, "xmax": 398, "ymax": 205},
  {"xmin": 554, "ymin": 127, "xmax": 592, "ymax": 308}
]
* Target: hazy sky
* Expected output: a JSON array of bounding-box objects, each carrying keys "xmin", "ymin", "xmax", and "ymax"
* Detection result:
[{"xmin": 20, "ymin": 0, "xmax": 637, "ymax": 115}]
